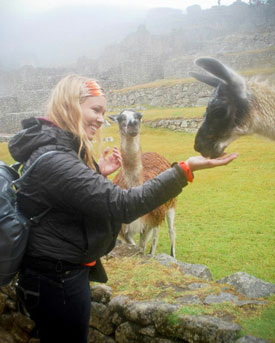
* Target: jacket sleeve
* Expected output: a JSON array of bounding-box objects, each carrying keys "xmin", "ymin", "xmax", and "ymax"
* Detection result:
[{"xmin": 28, "ymin": 152, "xmax": 188, "ymax": 224}]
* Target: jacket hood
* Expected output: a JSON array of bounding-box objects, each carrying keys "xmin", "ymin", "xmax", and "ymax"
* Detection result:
[{"xmin": 8, "ymin": 117, "xmax": 80, "ymax": 162}]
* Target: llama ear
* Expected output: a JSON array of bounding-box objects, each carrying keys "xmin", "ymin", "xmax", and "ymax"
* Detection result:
[
  {"xmin": 195, "ymin": 57, "xmax": 247, "ymax": 99},
  {"xmin": 108, "ymin": 115, "xmax": 119, "ymax": 122},
  {"xmin": 189, "ymin": 71, "xmax": 221, "ymax": 88},
  {"xmin": 136, "ymin": 112, "xmax": 143, "ymax": 120}
]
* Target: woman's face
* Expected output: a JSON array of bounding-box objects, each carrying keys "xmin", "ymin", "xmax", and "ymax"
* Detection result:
[{"xmin": 80, "ymin": 95, "xmax": 107, "ymax": 140}]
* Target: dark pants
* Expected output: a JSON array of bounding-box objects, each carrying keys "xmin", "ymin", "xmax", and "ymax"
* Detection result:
[{"xmin": 17, "ymin": 263, "xmax": 91, "ymax": 343}]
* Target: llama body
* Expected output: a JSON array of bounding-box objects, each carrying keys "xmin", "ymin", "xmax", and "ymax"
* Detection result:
[
  {"xmin": 110, "ymin": 110, "xmax": 177, "ymax": 257},
  {"xmin": 190, "ymin": 57, "xmax": 275, "ymax": 158},
  {"xmin": 248, "ymin": 83, "xmax": 275, "ymax": 140}
]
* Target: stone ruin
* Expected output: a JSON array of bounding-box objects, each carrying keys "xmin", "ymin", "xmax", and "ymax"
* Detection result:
[{"xmin": 1, "ymin": 245, "xmax": 274, "ymax": 343}]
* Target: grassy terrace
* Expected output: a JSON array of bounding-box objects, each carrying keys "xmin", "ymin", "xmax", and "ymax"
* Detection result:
[
  {"xmin": 100, "ymin": 124, "xmax": 275, "ymax": 281},
  {"xmin": 2, "ymin": 124, "xmax": 274, "ymax": 283},
  {"xmin": 102, "ymin": 124, "xmax": 275, "ymax": 341},
  {"xmin": 108, "ymin": 106, "xmax": 205, "ymax": 120},
  {"xmin": 1, "ymin": 107, "xmax": 274, "ymax": 341},
  {"xmin": 112, "ymin": 77, "xmax": 195, "ymax": 94},
  {"xmin": 112, "ymin": 65, "xmax": 275, "ymax": 95}
]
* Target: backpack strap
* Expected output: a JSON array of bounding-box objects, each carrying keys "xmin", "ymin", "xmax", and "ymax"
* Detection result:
[
  {"xmin": 13, "ymin": 151, "xmax": 64, "ymax": 189},
  {"xmin": 10, "ymin": 161, "xmax": 22, "ymax": 173},
  {"xmin": 13, "ymin": 151, "xmax": 65, "ymax": 225},
  {"xmin": 28, "ymin": 207, "xmax": 52, "ymax": 225}
]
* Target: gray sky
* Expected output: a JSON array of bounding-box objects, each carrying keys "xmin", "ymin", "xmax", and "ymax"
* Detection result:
[
  {"xmin": 4, "ymin": 0, "xmax": 249, "ymax": 13},
  {"xmin": 1, "ymin": 0, "xmax": 250, "ymax": 68}
]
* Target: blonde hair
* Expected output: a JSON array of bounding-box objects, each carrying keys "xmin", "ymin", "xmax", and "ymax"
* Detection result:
[{"xmin": 46, "ymin": 74, "xmax": 104, "ymax": 169}]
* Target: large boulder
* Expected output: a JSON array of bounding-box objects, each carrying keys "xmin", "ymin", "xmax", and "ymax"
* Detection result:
[
  {"xmin": 155, "ymin": 253, "xmax": 213, "ymax": 281},
  {"xmin": 217, "ymin": 272, "xmax": 275, "ymax": 298}
]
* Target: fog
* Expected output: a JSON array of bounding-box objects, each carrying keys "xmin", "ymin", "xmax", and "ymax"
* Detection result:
[
  {"xmin": 0, "ymin": 0, "xmax": 249, "ymax": 70},
  {"xmin": 0, "ymin": 5, "xmax": 147, "ymax": 69}
]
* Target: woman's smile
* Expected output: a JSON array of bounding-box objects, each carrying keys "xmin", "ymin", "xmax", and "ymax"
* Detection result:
[{"xmin": 80, "ymin": 95, "xmax": 107, "ymax": 140}]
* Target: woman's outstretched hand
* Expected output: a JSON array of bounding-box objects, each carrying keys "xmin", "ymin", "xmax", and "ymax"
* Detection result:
[
  {"xmin": 98, "ymin": 146, "xmax": 122, "ymax": 177},
  {"xmin": 185, "ymin": 153, "xmax": 238, "ymax": 172}
]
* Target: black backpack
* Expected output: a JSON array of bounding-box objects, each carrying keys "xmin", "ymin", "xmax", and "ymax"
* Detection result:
[{"xmin": 0, "ymin": 151, "xmax": 59, "ymax": 286}]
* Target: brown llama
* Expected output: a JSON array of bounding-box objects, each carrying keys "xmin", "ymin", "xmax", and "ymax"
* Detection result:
[{"xmin": 109, "ymin": 110, "xmax": 177, "ymax": 257}]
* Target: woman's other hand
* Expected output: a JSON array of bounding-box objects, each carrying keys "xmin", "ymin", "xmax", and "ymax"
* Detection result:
[{"xmin": 98, "ymin": 146, "xmax": 122, "ymax": 177}]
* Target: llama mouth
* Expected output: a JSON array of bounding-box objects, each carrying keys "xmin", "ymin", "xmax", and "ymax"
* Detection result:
[
  {"xmin": 127, "ymin": 130, "xmax": 139, "ymax": 137},
  {"xmin": 210, "ymin": 142, "xmax": 228, "ymax": 158},
  {"xmin": 210, "ymin": 150, "xmax": 226, "ymax": 159}
]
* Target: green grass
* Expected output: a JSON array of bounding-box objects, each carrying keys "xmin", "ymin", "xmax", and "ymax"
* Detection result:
[
  {"xmin": 166, "ymin": 301, "xmax": 275, "ymax": 342},
  {"xmin": 112, "ymin": 77, "xmax": 195, "ymax": 94},
  {"xmin": 107, "ymin": 106, "xmax": 205, "ymax": 121},
  {"xmin": 0, "ymin": 143, "xmax": 14, "ymax": 164},
  {"xmin": 226, "ymin": 46, "xmax": 275, "ymax": 57},
  {"xmin": 100, "ymin": 124, "xmax": 275, "ymax": 284},
  {"xmin": 2, "ymin": 125, "xmax": 274, "ymax": 283},
  {"xmin": 241, "ymin": 66, "xmax": 275, "ymax": 77},
  {"xmin": 102, "ymin": 255, "xmax": 275, "ymax": 341},
  {"xmin": 142, "ymin": 106, "xmax": 205, "ymax": 120},
  {"xmin": 240, "ymin": 303, "xmax": 275, "ymax": 341},
  {"xmin": 2, "ymin": 124, "xmax": 275, "ymax": 341}
]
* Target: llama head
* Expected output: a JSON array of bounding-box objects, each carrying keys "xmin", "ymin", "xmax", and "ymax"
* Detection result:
[
  {"xmin": 190, "ymin": 57, "xmax": 250, "ymax": 158},
  {"xmin": 109, "ymin": 109, "xmax": 143, "ymax": 137}
]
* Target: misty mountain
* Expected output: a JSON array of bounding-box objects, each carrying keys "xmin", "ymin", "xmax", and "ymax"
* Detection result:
[{"xmin": 0, "ymin": 5, "xmax": 147, "ymax": 69}]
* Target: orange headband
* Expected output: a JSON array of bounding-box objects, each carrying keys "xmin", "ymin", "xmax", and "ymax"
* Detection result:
[{"xmin": 85, "ymin": 81, "xmax": 104, "ymax": 97}]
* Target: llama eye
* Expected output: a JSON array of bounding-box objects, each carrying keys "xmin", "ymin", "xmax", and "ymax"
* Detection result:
[
  {"xmin": 218, "ymin": 109, "xmax": 228, "ymax": 117},
  {"xmin": 211, "ymin": 107, "xmax": 227, "ymax": 118}
]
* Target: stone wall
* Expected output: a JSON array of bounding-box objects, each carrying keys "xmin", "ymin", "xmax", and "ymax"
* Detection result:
[
  {"xmin": 2, "ymin": 51, "xmax": 274, "ymax": 135},
  {"xmin": 0, "ymin": 79, "xmax": 208, "ymax": 134},
  {"xmin": 0, "ymin": 112, "xmax": 42, "ymax": 136},
  {"xmin": 163, "ymin": 44, "xmax": 275, "ymax": 80},
  {"xmin": 1, "ymin": 249, "xmax": 274, "ymax": 343},
  {"xmin": 143, "ymin": 118, "xmax": 203, "ymax": 133},
  {"xmin": 107, "ymin": 82, "xmax": 211, "ymax": 109}
]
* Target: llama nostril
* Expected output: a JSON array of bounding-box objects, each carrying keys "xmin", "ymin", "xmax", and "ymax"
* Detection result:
[
  {"xmin": 194, "ymin": 139, "xmax": 202, "ymax": 153},
  {"xmin": 128, "ymin": 120, "xmax": 137, "ymax": 127},
  {"xmin": 194, "ymin": 144, "xmax": 200, "ymax": 153}
]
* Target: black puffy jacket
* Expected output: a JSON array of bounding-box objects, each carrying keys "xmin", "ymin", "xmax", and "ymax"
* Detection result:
[{"xmin": 9, "ymin": 118, "xmax": 187, "ymax": 267}]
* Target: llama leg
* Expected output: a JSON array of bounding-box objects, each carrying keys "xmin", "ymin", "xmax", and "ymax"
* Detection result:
[
  {"xmin": 149, "ymin": 226, "xmax": 160, "ymax": 256},
  {"xmin": 166, "ymin": 207, "xmax": 176, "ymax": 258},
  {"xmin": 124, "ymin": 234, "xmax": 136, "ymax": 246},
  {"xmin": 138, "ymin": 225, "xmax": 153, "ymax": 254},
  {"xmin": 119, "ymin": 223, "xmax": 137, "ymax": 245}
]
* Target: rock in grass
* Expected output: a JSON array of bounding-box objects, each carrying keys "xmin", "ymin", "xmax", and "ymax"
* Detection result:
[
  {"xmin": 91, "ymin": 284, "xmax": 112, "ymax": 304},
  {"xmin": 236, "ymin": 335, "xmax": 269, "ymax": 343},
  {"xmin": 153, "ymin": 304, "xmax": 241, "ymax": 343},
  {"xmin": 203, "ymin": 292, "xmax": 267, "ymax": 306},
  {"xmin": 204, "ymin": 292, "xmax": 239, "ymax": 305},
  {"xmin": 177, "ymin": 294, "xmax": 202, "ymax": 304},
  {"xmin": 217, "ymin": 272, "xmax": 275, "ymax": 298},
  {"xmin": 155, "ymin": 253, "xmax": 213, "ymax": 281},
  {"xmin": 178, "ymin": 261, "xmax": 213, "ymax": 281}
]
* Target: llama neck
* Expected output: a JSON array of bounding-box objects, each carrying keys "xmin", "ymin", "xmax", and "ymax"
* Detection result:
[
  {"xmin": 249, "ymin": 84, "xmax": 275, "ymax": 140},
  {"xmin": 120, "ymin": 134, "xmax": 143, "ymax": 187}
]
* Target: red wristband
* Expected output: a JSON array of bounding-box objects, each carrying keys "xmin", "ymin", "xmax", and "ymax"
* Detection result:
[
  {"xmin": 178, "ymin": 161, "xmax": 194, "ymax": 182},
  {"xmin": 84, "ymin": 261, "xmax": 96, "ymax": 267}
]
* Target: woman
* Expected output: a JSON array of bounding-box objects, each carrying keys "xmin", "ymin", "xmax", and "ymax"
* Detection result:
[{"xmin": 9, "ymin": 75, "xmax": 237, "ymax": 343}]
